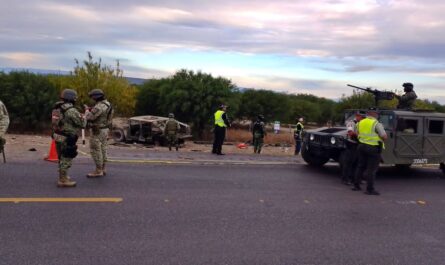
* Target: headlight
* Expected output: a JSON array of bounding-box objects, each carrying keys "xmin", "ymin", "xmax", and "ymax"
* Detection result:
[
  {"xmin": 310, "ymin": 134, "xmax": 314, "ymax": 141},
  {"xmin": 330, "ymin": 137, "xmax": 336, "ymax": 145}
]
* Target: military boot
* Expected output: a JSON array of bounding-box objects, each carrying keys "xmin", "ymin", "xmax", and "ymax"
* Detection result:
[
  {"xmin": 57, "ymin": 171, "xmax": 76, "ymax": 188},
  {"xmin": 87, "ymin": 167, "xmax": 104, "ymax": 178},
  {"xmin": 102, "ymin": 163, "xmax": 107, "ymax": 176}
]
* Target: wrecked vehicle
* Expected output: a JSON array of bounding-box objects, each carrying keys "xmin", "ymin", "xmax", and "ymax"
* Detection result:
[{"xmin": 112, "ymin": 116, "xmax": 192, "ymax": 145}]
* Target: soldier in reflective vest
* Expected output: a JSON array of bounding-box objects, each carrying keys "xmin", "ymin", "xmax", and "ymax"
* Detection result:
[
  {"xmin": 212, "ymin": 104, "xmax": 231, "ymax": 155},
  {"xmin": 352, "ymin": 108, "xmax": 387, "ymax": 195},
  {"xmin": 294, "ymin": 117, "xmax": 304, "ymax": 155}
]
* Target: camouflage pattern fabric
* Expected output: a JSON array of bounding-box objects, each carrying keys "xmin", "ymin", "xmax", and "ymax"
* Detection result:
[
  {"xmin": 54, "ymin": 103, "xmax": 84, "ymax": 174},
  {"xmin": 0, "ymin": 100, "xmax": 10, "ymax": 137},
  {"xmin": 253, "ymin": 132, "xmax": 264, "ymax": 153},
  {"xmin": 89, "ymin": 129, "xmax": 109, "ymax": 167},
  {"xmin": 86, "ymin": 100, "xmax": 113, "ymax": 168},
  {"xmin": 397, "ymin": 91, "xmax": 417, "ymax": 110}
]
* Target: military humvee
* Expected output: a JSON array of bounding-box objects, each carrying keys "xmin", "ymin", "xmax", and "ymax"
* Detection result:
[
  {"xmin": 112, "ymin": 116, "xmax": 192, "ymax": 146},
  {"xmin": 302, "ymin": 109, "xmax": 445, "ymax": 175}
]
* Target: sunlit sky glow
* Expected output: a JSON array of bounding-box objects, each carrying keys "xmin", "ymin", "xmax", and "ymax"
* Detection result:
[{"xmin": 1, "ymin": 0, "xmax": 445, "ymax": 102}]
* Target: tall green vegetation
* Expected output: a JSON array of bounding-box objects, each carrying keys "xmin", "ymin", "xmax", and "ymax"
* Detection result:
[
  {"xmin": 136, "ymin": 69, "xmax": 237, "ymax": 137},
  {"xmin": 0, "ymin": 71, "xmax": 58, "ymax": 130}
]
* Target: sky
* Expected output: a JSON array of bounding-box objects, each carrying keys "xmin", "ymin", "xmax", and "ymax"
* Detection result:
[{"xmin": 1, "ymin": 0, "xmax": 445, "ymax": 102}]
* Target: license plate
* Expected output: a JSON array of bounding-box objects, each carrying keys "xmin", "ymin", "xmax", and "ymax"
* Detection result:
[{"xmin": 413, "ymin": 158, "xmax": 428, "ymax": 164}]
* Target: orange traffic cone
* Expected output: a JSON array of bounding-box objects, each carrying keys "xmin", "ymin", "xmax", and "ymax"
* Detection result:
[{"xmin": 44, "ymin": 140, "xmax": 59, "ymax": 162}]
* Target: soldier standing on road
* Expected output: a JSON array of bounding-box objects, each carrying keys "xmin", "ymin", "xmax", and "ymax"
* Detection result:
[
  {"xmin": 52, "ymin": 89, "xmax": 85, "ymax": 187},
  {"xmin": 0, "ymin": 99, "xmax": 10, "ymax": 158},
  {"xmin": 0, "ymin": 99, "xmax": 9, "ymax": 138},
  {"xmin": 252, "ymin": 115, "xmax": 266, "ymax": 154},
  {"xmin": 294, "ymin": 118, "xmax": 304, "ymax": 155},
  {"xmin": 164, "ymin": 113, "xmax": 180, "ymax": 151},
  {"xmin": 395, "ymin": 82, "xmax": 417, "ymax": 110},
  {"xmin": 352, "ymin": 108, "xmax": 387, "ymax": 195},
  {"xmin": 212, "ymin": 104, "xmax": 231, "ymax": 155},
  {"xmin": 341, "ymin": 112, "xmax": 365, "ymax": 185},
  {"xmin": 85, "ymin": 89, "xmax": 113, "ymax": 178}
]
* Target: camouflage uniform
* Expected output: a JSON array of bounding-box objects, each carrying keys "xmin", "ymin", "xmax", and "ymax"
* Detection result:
[
  {"xmin": 54, "ymin": 102, "xmax": 84, "ymax": 185},
  {"xmin": 164, "ymin": 118, "xmax": 180, "ymax": 151},
  {"xmin": 396, "ymin": 91, "xmax": 417, "ymax": 110},
  {"xmin": 86, "ymin": 99, "xmax": 113, "ymax": 176},
  {"xmin": 252, "ymin": 119, "xmax": 266, "ymax": 154},
  {"xmin": 0, "ymin": 100, "xmax": 9, "ymax": 138}
]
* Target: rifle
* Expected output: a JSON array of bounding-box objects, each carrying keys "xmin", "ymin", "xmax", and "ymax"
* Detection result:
[{"xmin": 347, "ymin": 84, "xmax": 395, "ymax": 106}]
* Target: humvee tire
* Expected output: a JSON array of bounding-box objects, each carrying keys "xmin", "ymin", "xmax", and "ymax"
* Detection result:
[
  {"xmin": 112, "ymin": 128, "xmax": 125, "ymax": 142},
  {"xmin": 440, "ymin": 163, "xmax": 445, "ymax": 175},
  {"xmin": 301, "ymin": 142, "xmax": 330, "ymax": 166}
]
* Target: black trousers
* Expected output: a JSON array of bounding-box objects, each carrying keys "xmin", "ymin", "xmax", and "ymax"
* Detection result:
[
  {"xmin": 354, "ymin": 144, "xmax": 381, "ymax": 191},
  {"xmin": 212, "ymin": 126, "xmax": 226, "ymax": 154},
  {"xmin": 341, "ymin": 142, "xmax": 358, "ymax": 182}
]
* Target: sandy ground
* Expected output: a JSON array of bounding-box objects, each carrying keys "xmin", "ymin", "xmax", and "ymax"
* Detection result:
[{"xmin": 1, "ymin": 134, "xmax": 297, "ymax": 161}]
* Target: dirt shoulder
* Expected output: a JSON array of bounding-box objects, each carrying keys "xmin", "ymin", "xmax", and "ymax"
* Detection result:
[{"xmin": 2, "ymin": 134, "xmax": 297, "ymax": 162}]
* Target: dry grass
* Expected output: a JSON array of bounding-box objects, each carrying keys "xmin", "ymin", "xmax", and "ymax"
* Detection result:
[{"xmin": 225, "ymin": 128, "xmax": 295, "ymax": 145}]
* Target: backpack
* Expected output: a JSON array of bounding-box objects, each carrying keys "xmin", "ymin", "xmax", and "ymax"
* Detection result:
[
  {"xmin": 51, "ymin": 104, "xmax": 72, "ymax": 133},
  {"xmin": 102, "ymin": 101, "xmax": 114, "ymax": 129}
]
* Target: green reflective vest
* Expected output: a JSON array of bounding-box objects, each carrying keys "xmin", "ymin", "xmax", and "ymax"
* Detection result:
[
  {"xmin": 214, "ymin": 110, "xmax": 226, "ymax": 127},
  {"xmin": 357, "ymin": 118, "xmax": 380, "ymax": 146}
]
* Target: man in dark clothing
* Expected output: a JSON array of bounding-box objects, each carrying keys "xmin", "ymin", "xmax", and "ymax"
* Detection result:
[
  {"xmin": 294, "ymin": 118, "xmax": 304, "ymax": 155},
  {"xmin": 396, "ymin": 82, "xmax": 417, "ymax": 110},
  {"xmin": 352, "ymin": 109, "xmax": 387, "ymax": 195},
  {"xmin": 252, "ymin": 115, "xmax": 266, "ymax": 154},
  {"xmin": 212, "ymin": 105, "xmax": 231, "ymax": 155},
  {"xmin": 341, "ymin": 112, "xmax": 365, "ymax": 185}
]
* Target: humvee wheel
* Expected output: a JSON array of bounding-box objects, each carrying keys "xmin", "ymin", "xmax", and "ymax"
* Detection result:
[
  {"xmin": 112, "ymin": 128, "xmax": 125, "ymax": 142},
  {"xmin": 301, "ymin": 142, "xmax": 330, "ymax": 167},
  {"xmin": 440, "ymin": 163, "xmax": 445, "ymax": 175}
]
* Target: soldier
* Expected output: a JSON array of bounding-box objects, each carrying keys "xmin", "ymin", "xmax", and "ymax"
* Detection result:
[
  {"xmin": 0, "ymin": 99, "xmax": 9, "ymax": 138},
  {"xmin": 0, "ymin": 99, "xmax": 10, "ymax": 160},
  {"xmin": 341, "ymin": 111, "xmax": 365, "ymax": 185},
  {"xmin": 396, "ymin": 82, "xmax": 417, "ymax": 110},
  {"xmin": 85, "ymin": 89, "xmax": 113, "ymax": 178},
  {"xmin": 212, "ymin": 104, "xmax": 231, "ymax": 155},
  {"xmin": 252, "ymin": 115, "xmax": 266, "ymax": 154},
  {"xmin": 294, "ymin": 117, "xmax": 304, "ymax": 155},
  {"xmin": 164, "ymin": 113, "xmax": 180, "ymax": 151},
  {"xmin": 52, "ymin": 89, "xmax": 85, "ymax": 187},
  {"xmin": 352, "ymin": 108, "xmax": 387, "ymax": 195}
]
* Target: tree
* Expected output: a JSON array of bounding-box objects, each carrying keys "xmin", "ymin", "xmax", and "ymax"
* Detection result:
[
  {"xmin": 0, "ymin": 71, "xmax": 58, "ymax": 130},
  {"xmin": 49, "ymin": 52, "xmax": 137, "ymax": 116},
  {"xmin": 135, "ymin": 69, "xmax": 238, "ymax": 137}
]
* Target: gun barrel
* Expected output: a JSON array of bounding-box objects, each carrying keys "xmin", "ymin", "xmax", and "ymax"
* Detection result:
[{"xmin": 347, "ymin": 84, "xmax": 368, "ymax": 91}]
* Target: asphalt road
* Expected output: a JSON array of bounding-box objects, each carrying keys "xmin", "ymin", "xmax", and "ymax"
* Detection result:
[{"xmin": 0, "ymin": 157, "xmax": 444, "ymax": 265}]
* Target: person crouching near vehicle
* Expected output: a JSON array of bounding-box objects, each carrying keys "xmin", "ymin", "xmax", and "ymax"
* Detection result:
[{"xmin": 52, "ymin": 89, "xmax": 85, "ymax": 187}]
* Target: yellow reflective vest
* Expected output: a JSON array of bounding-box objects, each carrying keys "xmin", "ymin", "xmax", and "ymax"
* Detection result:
[
  {"xmin": 214, "ymin": 110, "xmax": 226, "ymax": 127},
  {"xmin": 357, "ymin": 117, "xmax": 381, "ymax": 146}
]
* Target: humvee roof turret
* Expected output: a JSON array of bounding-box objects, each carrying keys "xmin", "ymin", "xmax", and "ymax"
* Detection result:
[{"xmin": 302, "ymin": 109, "xmax": 445, "ymax": 175}]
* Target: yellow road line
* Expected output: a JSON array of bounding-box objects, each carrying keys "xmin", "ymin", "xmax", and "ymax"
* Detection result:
[{"xmin": 0, "ymin": 197, "xmax": 123, "ymax": 203}]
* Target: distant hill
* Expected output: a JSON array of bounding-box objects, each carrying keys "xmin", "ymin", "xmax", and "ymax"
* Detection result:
[{"xmin": 0, "ymin": 67, "xmax": 147, "ymax": 85}]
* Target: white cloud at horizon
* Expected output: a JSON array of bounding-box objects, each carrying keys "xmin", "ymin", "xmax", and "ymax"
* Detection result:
[{"xmin": 1, "ymin": 0, "xmax": 445, "ymax": 102}]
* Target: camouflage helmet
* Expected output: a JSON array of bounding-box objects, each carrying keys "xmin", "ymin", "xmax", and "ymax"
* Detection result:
[
  {"xmin": 60, "ymin": 89, "xmax": 77, "ymax": 102},
  {"xmin": 88, "ymin": 88, "xmax": 105, "ymax": 99},
  {"xmin": 402, "ymin": 82, "xmax": 414, "ymax": 92},
  {"xmin": 257, "ymin": 114, "xmax": 264, "ymax": 121},
  {"xmin": 168, "ymin": 113, "xmax": 174, "ymax": 118}
]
